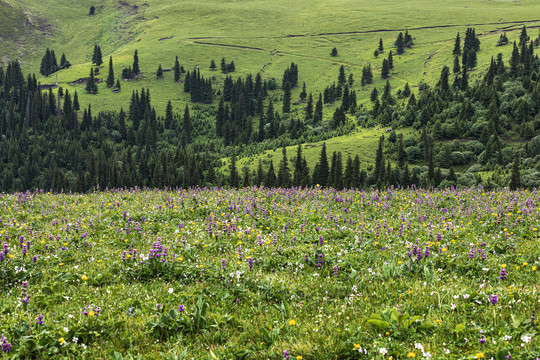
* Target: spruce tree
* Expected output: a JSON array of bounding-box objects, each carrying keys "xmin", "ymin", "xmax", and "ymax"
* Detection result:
[
  {"xmin": 388, "ymin": 51, "xmax": 393, "ymax": 69},
  {"xmin": 115, "ymin": 79, "xmax": 121, "ymax": 90},
  {"xmin": 282, "ymin": 81, "xmax": 291, "ymax": 113},
  {"xmin": 396, "ymin": 32, "xmax": 405, "ymax": 54},
  {"xmin": 210, "ymin": 59, "xmax": 217, "ymax": 70},
  {"xmin": 229, "ymin": 154, "xmax": 239, "ymax": 189},
  {"xmin": 338, "ymin": 65, "xmax": 346, "ymax": 84},
  {"xmin": 173, "ymin": 56, "xmax": 181, "ymax": 82},
  {"xmin": 510, "ymin": 41, "xmax": 520, "ymax": 77},
  {"xmin": 313, "ymin": 94, "xmax": 323, "ymax": 123},
  {"xmin": 132, "ymin": 50, "xmax": 140, "ymax": 76},
  {"xmin": 452, "ymin": 32, "xmax": 461, "ymax": 55},
  {"xmin": 181, "ymin": 105, "xmax": 192, "ymax": 147},
  {"xmin": 378, "ymin": 38, "xmax": 384, "ymax": 52},
  {"xmin": 300, "ymin": 82, "xmax": 307, "ymax": 101},
  {"xmin": 265, "ymin": 161, "xmax": 276, "ymax": 187},
  {"xmin": 164, "ymin": 100, "xmax": 173, "ymax": 129},
  {"xmin": 156, "ymin": 64, "xmax": 163, "ymax": 79},
  {"xmin": 317, "ymin": 143, "xmax": 329, "ymax": 186},
  {"xmin": 277, "ymin": 144, "xmax": 291, "ymax": 188},
  {"xmin": 453, "ymin": 56, "xmax": 461, "ymax": 74},
  {"xmin": 106, "ymin": 56, "xmax": 115, "ymax": 87},
  {"xmin": 86, "ymin": 68, "xmax": 97, "ymax": 94},
  {"xmin": 519, "ymin": 26, "xmax": 529, "ymax": 47},
  {"xmin": 381, "ymin": 59, "xmax": 390, "ymax": 78}
]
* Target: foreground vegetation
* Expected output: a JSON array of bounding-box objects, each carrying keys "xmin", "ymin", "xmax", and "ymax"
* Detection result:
[{"xmin": 0, "ymin": 187, "xmax": 539, "ymax": 359}]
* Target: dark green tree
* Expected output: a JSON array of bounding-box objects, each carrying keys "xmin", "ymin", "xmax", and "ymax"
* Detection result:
[
  {"xmin": 338, "ymin": 65, "xmax": 346, "ymax": 84},
  {"xmin": 331, "ymin": 47, "xmax": 338, "ymax": 57},
  {"xmin": 452, "ymin": 32, "xmax": 461, "ymax": 55},
  {"xmin": 156, "ymin": 64, "xmax": 163, "ymax": 79},
  {"xmin": 89, "ymin": 6, "xmax": 95, "ymax": 15},
  {"xmin": 106, "ymin": 56, "xmax": 115, "ymax": 87},
  {"xmin": 132, "ymin": 50, "xmax": 140, "ymax": 76},
  {"xmin": 173, "ymin": 56, "xmax": 181, "ymax": 82},
  {"xmin": 210, "ymin": 59, "xmax": 217, "ymax": 70},
  {"xmin": 277, "ymin": 144, "xmax": 291, "ymax": 188},
  {"xmin": 453, "ymin": 56, "xmax": 461, "ymax": 74},
  {"xmin": 378, "ymin": 38, "xmax": 384, "ymax": 52},
  {"xmin": 181, "ymin": 105, "xmax": 192, "ymax": 147},
  {"xmin": 282, "ymin": 81, "xmax": 291, "ymax": 113},
  {"xmin": 86, "ymin": 68, "xmax": 97, "ymax": 94},
  {"xmin": 229, "ymin": 154, "xmax": 239, "ymax": 189},
  {"xmin": 396, "ymin": 32, "xmax": 405, "ymax": 54},
  {"xmin": 381, "ymin": 59, "xmax": 390, "ymax": 78}
]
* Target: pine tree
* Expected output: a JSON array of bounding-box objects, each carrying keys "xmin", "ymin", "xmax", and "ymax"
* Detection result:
[
  {"xmin": 257, "ymin": 159, "xmax": 265, "ymax": 186},
  {"xmin": 220, "ymin": 58, "xmax": 227, "ymax": 73},
  {"xmin": 299, "ymin": 82, "xmax": 307, "ymax": 101},
  {"xmin": 181, "ymin": 105, "xmax": 192, "ymax": 147},
  {"xmin": 229, "ymin": 154, "xmax": 239, "ymax": 189},
  {"xmin": 373, "ymin": 136, "xmax": 385, "ymax": 184},
  {"xmin": 89, "ymin": 6, "xmax": 95, "ymax": 15},
  {"xmin": 439, "ymin": 66, "xmax": 450, "ymax": 93},
  {"xmin": 396, "ymin": 32, "xmax": 405, "ymax": 54},
  {"xmin": 509, "ymin": 151, "xmax": 521, "ymax": 190},
  {"xmin": 164, "ymin": 100, "xmax": 173, "ymax": 129},
  {"xmin": 265, "ymin": 161, "xmax": 276, "ymax": 187},
  {"xmin": 453, "ymin": 56, "xmax": 461, "ymax": 74},
  {"xmin": 338, "ymin": 65, "xmax": 346, "ymax": 84},
  {"xmin": 73, "ymin": 91, "xmax": 80, "ymax": 111},
  {"xmin": 452, "ymin": 32, "xmax": 461, "ymax": 55},
  {"xmin": 156, "ymin": 64, "xmax": 163, "ymax": 79},
  {"xmin": 93, "ymin": 45, "xmax": 103, "ymax": 66},
  {"xmin": 316, "ymin": 143, "xmax": 329, "ymax": 186},
  {"xmin": 305, "ymin": 93, "xmax": 313, "ymax": 120},
  {"xmin": 388, "ymin": 51, "xmax": 393, "ymax": 69},
  {"xmin": 115, "ymin": 79, "xmax": 121, "ymax": 90},
  {"xmin": 331, "ymin": 47, "xmax": 338, "ymax": 57},
  {"xmin": 282, "ymin": 81, "xmax": 291, "ymax": 113},
  {"xmin": 132, "ymin": 50, "xmax": 140, "ymax": 76},
  {"xmin": 86, "ymin": 68, "xmax": 97, "ymax": 94},
  {"xmin": 381, "ymin": 59, "xmax": 390, "ymax": 78},
  {"xmin": 519, "ymin": 25, "xmax": 529, "ymax": 47},
  {"xmin": 106, "ymin": 56, "xmax": 115, "ymax": 87},
  {"xmin": 277, "ymin": 143, "xmax": 291, "ymax": 188},
  {"xmin": 370, "ymin": 87, "xmax": 379, "ymax": 102},
  {"xmin": 510, "ymin": 41, "xmax": 520, "ymax": 77},
  {"xmin": 313, "ymin": 94, "xmax": 323, "ymax": 123},
  {"xmin": 210, "ymin": 59, "xmax": 217, "ymax": 70},
  {"xmin": 173, "ymin": 56, "xmax": 181, "ymax": 82},
  {"xmin": 378, "ymin": 38, "xmax": 384, "ymax": 52}
]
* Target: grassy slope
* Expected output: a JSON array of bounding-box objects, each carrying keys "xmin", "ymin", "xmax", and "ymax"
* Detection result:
[{"xmin": 1, "ymin": 0, "xmax": 540, "ymax": 171}]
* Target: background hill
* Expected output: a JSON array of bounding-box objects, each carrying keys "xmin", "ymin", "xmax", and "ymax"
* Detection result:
[
  {"xmin": 4, "ymin": 0, "xmax": 539, "ymax": 113},
  {"xmin": 0, "ymin": 0, "xmax": 539, "ymax": 192}
]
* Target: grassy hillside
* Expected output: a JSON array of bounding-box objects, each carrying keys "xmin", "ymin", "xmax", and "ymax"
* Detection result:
[{"xmin": 2, "ymin": 0, "xmax": 539, "ymax": 115}]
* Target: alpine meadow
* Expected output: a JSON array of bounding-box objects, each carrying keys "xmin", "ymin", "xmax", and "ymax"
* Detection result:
[{"xmin": 0, "ymin": 0, "xmax": 540, "ymax": 359}]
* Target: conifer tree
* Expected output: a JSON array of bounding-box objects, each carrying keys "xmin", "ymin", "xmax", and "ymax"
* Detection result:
[
  {"xmin": 132, "ymin": 50, "xmax": 140, "ymax": 76},
  {"xmin": 73, "ymin": 91, "xmax": 80, "ymax": 111},
  {"xmin": 313, "ymin": 94, "xmax": 323, "ymax": 123},
  {"xmin": 299, "ymin": 82, "xmax": 307, "ymax": 101},
  {"xmin": 181, "ymin": 105, "xmax": 192, "ymax": 147},
  {"xmin": 519, "ymin": 26, "xmax": 529, "ymax": 47},
  {"xmin": 173, "ymin": 56, "xmax": 181, "ymax": 82},
  {"xmin": 265, "ymin": 161, "xmax": 276, "ymax": 187},
  {"xmin": 453, "ymin": 56, "xmax": 461, "ymax": 74},
  {"xmin": 388, "ymin": 51, "xmax": 394, "ymax": 69},
  {"xmin": 115, "ymin": 79, "xmax": 121, "ymax": 90},
  {"xmin": 164, "ymin": 100, "xmax": 173, "ymax": 129},
  {"xmin": 106, "ymin": 56, "xmax": 115, "ymax": 87},
  {"xmin": 282, "ymin": 81, "xmax": 291, "ymax": 113},
  {"xmin": 453, "ymin": 32, "xmax": 461, "ymax": 55},
  {"xmin": 316, "ymin": 143, "xmax": 329, "ymax": 186},
  {"xmin": 510, "ymin": 41, "xmax": 520, "ymax": 77},
  {"xmin": 331, "ymin": 47, "xmax": 338, "ymax": 57},
  {"xmin": 277, "ymin": 144, "xmax": 291, "ymax": 188},
  {"xmin": 396, "ymin": 32, "xmax": 405, "ymax": 54},
  {"xmin": 381, "ymin": 59, "xmax": 390, "ymax": 78},
  {"xmin": 210, "ymin": 59, "xmax": 217, "ymax": 70},
  {"xmin": 86, "ymin": 68, "xmax": 97, "ymax": 94},
  {"xmin": 156, "ymin": 64, "xmax": 163, "ymax": 79},
  {"xmin": 229, "ymin": 154, "xmax": 239, "ymax": 189},
  {"xmin": 338, "ymin": 65, "xmax": 346, "ymax": 85},
  {"xmin": 378, "ymin": 38, "xmax": 384, "ymax": 52},
  {"xmin": 510, "ymin": 151, "xmax": 521, "ymax": 190},
  {"xmin": 93, "ymin": 45, "xmax": 103, "ymax": 66}
]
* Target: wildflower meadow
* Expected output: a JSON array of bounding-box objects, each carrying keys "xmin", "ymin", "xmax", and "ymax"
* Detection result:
[{"xmin": 0, "ymin": 187, "xmax": 539, "ymax": 359}]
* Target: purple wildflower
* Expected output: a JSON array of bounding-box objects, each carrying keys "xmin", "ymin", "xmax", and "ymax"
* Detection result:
[
  {"xmin": 178, "ymin": 305, "xmax": 184, "ymax": 313},
  {"xmin": 37, "ymin": 313, "xmax": 44, "ymax": 325},
  {"xmin": 499, "ymin": 268, "xmax": 507, "ymax": 280},
  {"xmin": 489, "ymin": 294, "xmax": 498, "ymax": 304},
  {"xmin": 248, "ymin": 257, "xmax": 253, "ymax": 268},
  {"xmin": 1, "ymin": 334, "xmax": 11, "ymax": 353}
]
